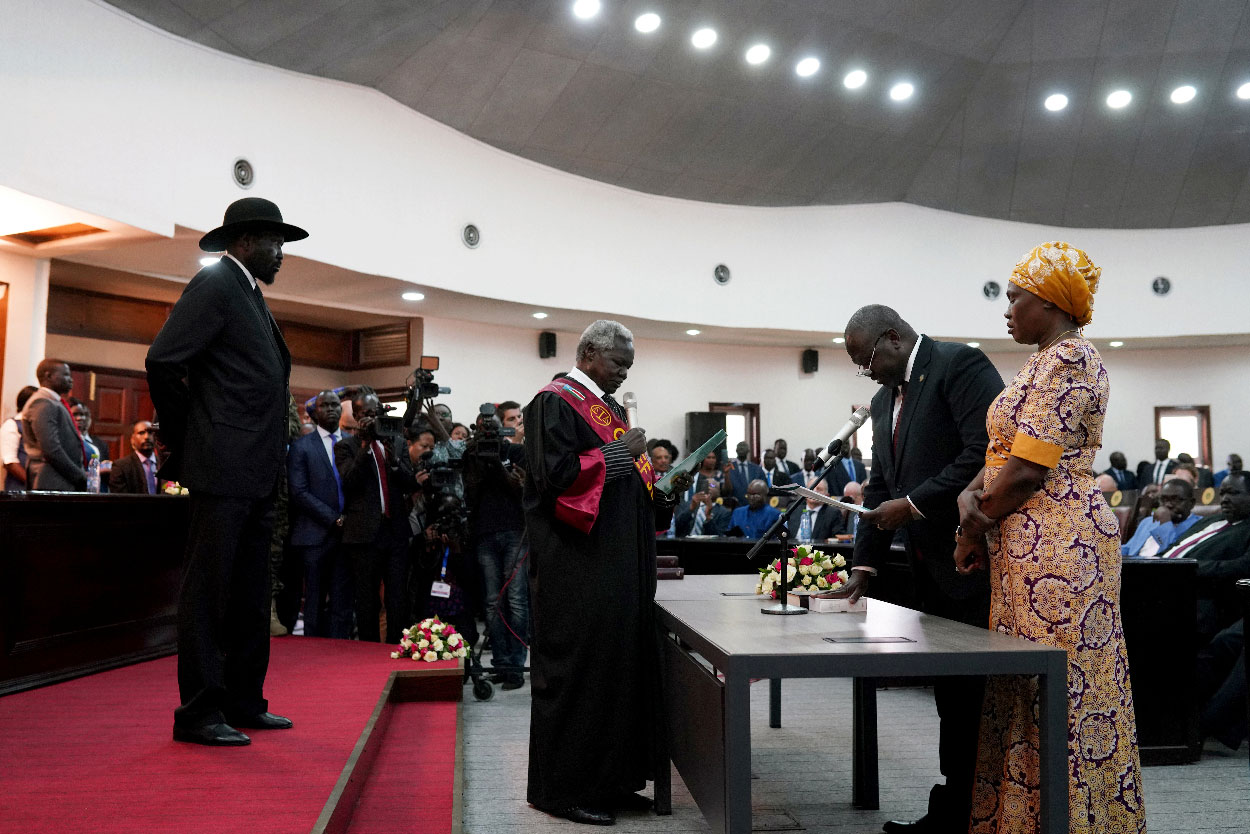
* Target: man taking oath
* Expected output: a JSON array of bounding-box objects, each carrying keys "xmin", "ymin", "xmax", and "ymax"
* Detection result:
[
  {"xmin": 523, "ymin": 320, "xmax": 686, "ymax": 826},
  {"xmin": 822, "ymin": 305, "xmax": 1003, "ymax": 834}
]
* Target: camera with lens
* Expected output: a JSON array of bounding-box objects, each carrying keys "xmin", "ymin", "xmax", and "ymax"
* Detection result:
[
  {"xmin": 373, "ymin": 355, "xmax": 451, "ymax": 439},
  {"xmin": 470, "ymin": 402, "xmax": 516, "ymax": 461}
]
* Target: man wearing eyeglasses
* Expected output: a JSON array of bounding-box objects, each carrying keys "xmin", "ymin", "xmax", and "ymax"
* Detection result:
[{"xmin": 821, "ymin": 304, "xmax": 1003, "ymax": 834}]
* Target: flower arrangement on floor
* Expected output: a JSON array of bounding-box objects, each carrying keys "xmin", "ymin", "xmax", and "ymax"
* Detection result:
[
  {"xmin": 391, "ymin": 616, "xmax": 468, "ymax": 661},
  {"xmin": 755, "ymin": 545, "xmax": 848, "ymax": 599}
]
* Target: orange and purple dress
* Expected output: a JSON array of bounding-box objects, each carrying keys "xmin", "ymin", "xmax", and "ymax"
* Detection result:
[{"xmin": 970, "ymin": 338, "xmax": 1146, "ymax": 834}]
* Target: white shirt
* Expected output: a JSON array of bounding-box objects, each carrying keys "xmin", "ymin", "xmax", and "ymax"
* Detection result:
[
  {"xmin": 223, "ymin": 253, "xmax": 258, "ymax": 290},
  {"xmin": 891, "ymin": 336, "xmax": 923, "ymax": 431},
  {"xmin": 566, "ymin": 366, "xmax": 605, "ymax": 400},
  {"xmin": 0, "ymin": 416, "xmax": 21, "ymax": 465},
  {"xmin": 316, "ymin": 425, "xmax": 339, "ymax": 468}
]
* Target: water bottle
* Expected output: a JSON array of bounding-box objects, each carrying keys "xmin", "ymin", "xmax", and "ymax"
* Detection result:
[
  {"xmin": 797, "ymin": 509, "xmax": 813, "ymax": 543},
  {"xmin": 86, "ymin": 454, "xmax": 100, "ymax": 494}
]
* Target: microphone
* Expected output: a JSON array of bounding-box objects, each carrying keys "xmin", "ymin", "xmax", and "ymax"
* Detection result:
[
  {"xmin": 816, "ymin": 406, "xmax": 871, "ymax": 467},
  {"xmin": 621, "ymin": 391, "xmax": 638, "ymax": 428}
]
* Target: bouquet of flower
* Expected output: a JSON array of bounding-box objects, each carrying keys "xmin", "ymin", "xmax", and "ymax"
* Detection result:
[
  {"xmin": 755, "ymin": 544, "xmax": 848, "ymax": 599},
  {"xmin": 162, "ymin": 481, "xmax": 188, "ymax": 495},
  {"xmin": 391, "ymin": 616, "xmax": 468, "ymax": 662}
]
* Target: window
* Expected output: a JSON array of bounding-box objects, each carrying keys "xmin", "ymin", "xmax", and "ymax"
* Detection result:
[
  {"xmin": 1154, "ymin": 405, "xmax": 1211, "ymax": 466},
  {"xmin": 709, "ymin": 402, "xmax": 760, "ymax": 461}
]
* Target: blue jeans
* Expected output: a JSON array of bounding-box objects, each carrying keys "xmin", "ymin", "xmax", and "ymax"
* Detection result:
[{"xmin": 476, "ymin": 529, "xmax": 528, "ymax": 671}]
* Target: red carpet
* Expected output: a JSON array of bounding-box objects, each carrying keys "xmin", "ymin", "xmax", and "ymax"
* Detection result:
[{"xmin": 0, "ymin": 638, "xmax": 459, "ymax": 834}]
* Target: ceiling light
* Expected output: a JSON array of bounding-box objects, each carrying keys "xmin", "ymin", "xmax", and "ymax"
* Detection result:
[
  {"xmin": 745, "ymin": 44, "xmax": 770, "ymax": 65},
  {"xmin": 1170, "ymin": 85, "xmax": 1196, "ymax": 104},
  {"xmin": 401, "ymin": 291, "xmax": 425, "ymax": 302},
  {"xmin": 1044, "ymin": 93, "xmax": 1068, "ymax": 111},
  {"xmin": 889, "ymin": 82, "xmax": 914, "ymax": 101},
  {"xmin": 843, "ymin": 70, "xmax": 867, "ymax": 89},
  {"xmin": 1238, "ymin": 82, "xmax": 1250, "ymax": 100},
  {"xmin": 532, "ymin": 312, "xmax": 549, "ymax": 319},
  {"xmin": 572, "ymin": 0, "xmax": 600, "ymax": 20},
  {"xmin": 634, "ymin": 12, "xmax": 660, "ymax": 33},
  {"xmin": 1109, "ymin": 340, "xmax": 1124, "ymax": 348},
  {"xmin": 831, "ymin": 337, "xmax": 845, "ymax": 344},
  {"xmin": 966, "ymin": 341, "xmax": 981, "ymax": 348},
  {"xmin": 686, "ymin": 329, "xmax": 701, "ymax": 336},
  {"xmin": 795, "ymin": 57, "xmax": 820, "ymax": 78},
  {"xmin": 199, "ymin": 256, "xmax": 217, "ymax": 267},
  {"xmin": 1106, "ymin": 89, "xmax": 1132, "ymax": 109},
  {"xmin": 691, "ymin": 28, "xmax": 717, "ymax": 49}
]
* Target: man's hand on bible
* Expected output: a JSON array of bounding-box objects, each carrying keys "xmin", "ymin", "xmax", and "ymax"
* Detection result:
[
  {"xmin": 817, "ymin": 569, "xmax": 869, "ymax": 603},
  {"xmin": 622, "ymin": 427, "xmax": 647, "ymax": 458},
  {"xmin": 669, "ymin": 471, "xmax": 693, "ymax": 494}
]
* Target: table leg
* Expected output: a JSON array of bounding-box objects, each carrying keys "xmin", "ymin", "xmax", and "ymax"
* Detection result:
[
  {"xmin": 769, "ymin": 678, "xmax": 781, "ymax": 728},
  {"xmin": 852, "ymin": 676, "xmax": 880, "ymax": 810},
  {"xmin": 725, "ymin": 672, "xmax": 753, "ymax": 834},
  {"xmin": 1038, "ymin": 659, "xmax": 1070, "ymax": 834}
]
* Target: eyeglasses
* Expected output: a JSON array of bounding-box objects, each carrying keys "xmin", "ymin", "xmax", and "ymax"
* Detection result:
[{"xmin": 855, "ymin": 331, "xmax": 888, "ymax": 377}]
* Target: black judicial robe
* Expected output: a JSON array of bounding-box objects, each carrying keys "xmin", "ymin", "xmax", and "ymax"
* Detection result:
[{"xmin": 523, "ymin": 385, "xmax": 671, "ymax": 809}]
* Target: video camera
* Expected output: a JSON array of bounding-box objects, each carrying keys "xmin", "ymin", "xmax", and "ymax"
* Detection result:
[
  {"xmin": 470, "ymin": 402, "xmax": 516, "ymax": 461},
  {"xmin": 374, "ymin": 355, "xmax": 450, "ymax": 438}
]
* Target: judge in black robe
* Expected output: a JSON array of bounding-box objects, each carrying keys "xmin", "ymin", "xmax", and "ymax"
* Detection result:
[{"xmin": 523, "ymin": 321, "xmax": 682, "ymax": 826}]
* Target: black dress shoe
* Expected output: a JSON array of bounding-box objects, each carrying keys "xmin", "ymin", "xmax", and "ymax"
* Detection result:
[
  {"xmin": 173, "ymin": 722, "xmax": 251, "ymax": 746},
  {"xmin": 536, "ymin": 805, "xmax": 615, "ymax": 826},
  {"xmin": 226, "ymin": 712, "xmax": 293, "ymax": 730}
]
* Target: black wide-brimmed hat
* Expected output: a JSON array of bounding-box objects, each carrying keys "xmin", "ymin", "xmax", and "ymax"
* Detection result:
[{"xmin": 198, "ymin": 197, "xmax": 309, "ymax": 252}]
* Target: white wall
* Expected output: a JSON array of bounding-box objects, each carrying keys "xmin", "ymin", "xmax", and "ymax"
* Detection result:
[
  {"xmin": 0, "ymin": 252, "xmax": 49, "ymax": 421},
  {"xmin": 3, "ymin": 0, "xmax": 1250, "ymax": 344}
]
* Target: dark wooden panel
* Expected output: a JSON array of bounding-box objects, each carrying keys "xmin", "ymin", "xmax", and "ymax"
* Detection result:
[
  {"xmin": 47, "ymin": 285, "xmax": 170, "ymax": 345},
  {"xmin": 283, "ymin": 321, "xmax": 354, "ymax": 370},
  {"xmin": 0, "ymin": 493, "xmax": 189, "ymax": 694}
]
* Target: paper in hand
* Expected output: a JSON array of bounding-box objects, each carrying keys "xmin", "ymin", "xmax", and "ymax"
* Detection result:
[
  {"xmin": 788, "ymin": 485, "xmax": 870, "ymax": 514},
  {"xmin": 654, "ymin": 429, "xmax": 727, "ymax": 496}
]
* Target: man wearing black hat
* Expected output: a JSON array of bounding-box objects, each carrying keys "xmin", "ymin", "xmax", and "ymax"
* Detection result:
[{"xmin": 147, "ymin": 197, "xmax": 306, "ymax": 746}]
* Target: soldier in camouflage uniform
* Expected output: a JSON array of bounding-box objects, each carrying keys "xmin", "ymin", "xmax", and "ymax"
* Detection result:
[{"xmin": 268, "ymin": 393, "xmax": 305, "ymax": 636}]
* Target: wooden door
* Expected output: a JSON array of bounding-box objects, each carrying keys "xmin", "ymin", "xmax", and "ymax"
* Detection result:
[{"xmin": 70, "ymin": 366, "xmax": 153, "ymax": 460}]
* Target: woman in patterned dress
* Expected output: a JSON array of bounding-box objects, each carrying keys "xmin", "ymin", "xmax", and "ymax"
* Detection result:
[{"xmin": 953, "ymin": 242, "xmax": 1147, "ymax": 834}]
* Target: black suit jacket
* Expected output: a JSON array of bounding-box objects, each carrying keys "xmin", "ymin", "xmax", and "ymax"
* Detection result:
[
  {"xmin": 673, "ymin": 503, "xmax": 732, "ymax": 536},
  {"xmin": 1158, "ymin": 514, "xmax": 1250, "ymax": 636},
  {"xmin": 109, "ymin": 452, "xmax": 158, "ymax": 494},
  {"xmin": 21, "ymin": 389, "xmax": 86, "ymax": 491},
  {"xmin": 335, "ymin": 434, "xmax": 417, "ymax": 545},
  {"xmin": 1102, "ymin": 466, "xmax": 1138, "ymax": 491},
  {"xmin": 825, "ymin": 457, "xmax": 867, "ymax": 494},
  {"xmin": 854, "ymin": 336, "xmax": 1004, "ymax": 601},
  {"xmin": 809, "ymin": 504, "xmax": 846, "ymax": 540},
  {"xmin": 146, "ymin": 258, "xmax": 290, "ymax": 498},
  {"xmin": 1136, "ymin": 458, "xmax": 1176, "ymax": 487}
]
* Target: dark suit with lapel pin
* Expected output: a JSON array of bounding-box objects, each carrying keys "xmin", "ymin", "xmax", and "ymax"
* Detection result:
[
  {"xmin": 288, "ymin": 428, "xmax": 351, "ymax": 638},
  {"xmin": 855, "ymin": 334, "xmax": 1003, "ymax": 830}
]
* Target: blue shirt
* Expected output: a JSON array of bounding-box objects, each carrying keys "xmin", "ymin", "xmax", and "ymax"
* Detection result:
[
  {"xmin": 1122, "ymin": 513, "xmax": 1201, "ymax": 557},
  {"xmin": 729, "ymin": 504, "xmax": 782, "ymax": 539}
]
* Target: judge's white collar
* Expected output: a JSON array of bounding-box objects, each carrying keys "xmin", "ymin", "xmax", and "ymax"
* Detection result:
[{"xmin": 566, "ymin": 366, "xmax": 605, "ymax": 400}]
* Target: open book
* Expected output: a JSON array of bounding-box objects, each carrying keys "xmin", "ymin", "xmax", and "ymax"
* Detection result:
[{"xmin": 654, "ymin": 429, "xmax": 727, "ymax": 496}]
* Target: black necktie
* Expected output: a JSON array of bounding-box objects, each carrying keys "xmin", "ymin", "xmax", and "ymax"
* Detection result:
[{"xmin": 602, "ymin": 394, "xmax": 624, "ymax": 420}]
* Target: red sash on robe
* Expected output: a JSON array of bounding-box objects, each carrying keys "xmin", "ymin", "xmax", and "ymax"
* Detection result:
[{"xmin": 542, "ymin": 378, "xmax": 656, "ymax": 533}]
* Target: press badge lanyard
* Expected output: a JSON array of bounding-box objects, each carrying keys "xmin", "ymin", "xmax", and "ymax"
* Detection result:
[{"xmin": 431, "ymin": 546, "xmax": 452, "ymax": 599}]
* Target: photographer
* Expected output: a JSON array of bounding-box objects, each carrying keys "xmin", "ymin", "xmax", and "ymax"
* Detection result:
[{"xmin": 462, "ymin": 402, "xmax": 528, "ymax": 690}]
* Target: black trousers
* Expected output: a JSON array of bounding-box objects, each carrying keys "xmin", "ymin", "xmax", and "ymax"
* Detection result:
[
  {"xmin": 914, "ymin": 569, "xmax": 991, "ymax": 826},
  {"xmin": 346, "ymin": 522, "xmax": 411, "ymax": 644},
  {"xmin": 174, "ymin": 488, "xmax": 277, "ymax": 728}
]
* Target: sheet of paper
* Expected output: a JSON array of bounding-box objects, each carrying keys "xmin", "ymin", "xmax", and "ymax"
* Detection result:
[{"xmin": 787, "ymin": 485, "xmax": 870, "ymax": 514}]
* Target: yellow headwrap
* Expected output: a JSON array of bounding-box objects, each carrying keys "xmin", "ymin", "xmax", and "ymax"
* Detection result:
[{"xmin": 1009, "ymin": 241, "xmax": 1101, "ymax": 327}]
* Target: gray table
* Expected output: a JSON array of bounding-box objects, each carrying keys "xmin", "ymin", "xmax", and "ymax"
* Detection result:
[{"xmin": 653, "ymin": 575, "xmax": 1068, "ymax": 834}]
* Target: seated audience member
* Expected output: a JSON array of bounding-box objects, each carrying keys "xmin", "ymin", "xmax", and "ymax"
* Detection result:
[
  {"xmin": 797, "ymin": 448, "xmax": 822, "ymax": 487},
  {"xmin": 1, "ymin": 385, "xmax": 38, "ymax": 491},
  {"xmin": 109, "ymin": 420, "xmax": 162, "ymax": 494},
  {"xmin": 68, "ymin": 398, "xmax": 108, "ymax": 465},
  {"xmin": 674, "ymin": 482, "xmax": 732, "ymax": 536},
  {"xmin": 1176, "ymin": 452, "xmax": 1215, "ymax": 490},
  {"xmin": 22, "ymin": 358, "xmax": 87, "ymax": 492},
  {"xmin": 1194, "ymin": 618, "xmax": 1246, "ymax": 750},
  {"xmin": 1213, "ymin": 453, "xmax": 1242, "ymax": 487},
  {"xmin": 1172, "ymin": 463, "xmax": 1199, "ymax": 487},
  {"xmin": 1122, "ymin": 479, "xmax": 1201, "ymax": 557},
  {"xmin": 1102, "ymin": 451, "xmax": 1138, "ymax": 491},
  {"xmin": 798, "ymin": 480, "xmax": 845, "ymax": 541},
  {"xmin": 839, "ymin": 481, "xmax": 865, "ymax": 537},
  {"xmin": 1137, "ymin": 438, "xmax": 1177, "ymax": 487},
  {"xmin": 728, "ymin": 479, "xmax": 782, "ymax": 539},
  {"xmin": 288, "ymin": 391, "xmax": 353, "ymax": 639},
  {"xmin": 672, "ymin": 450, "xmax": 723, "ymax": 524},
  {"xmin": 1095, "ymin": 473, "xmax": 1118, "ymax": 493},
  {"xmin": 723, "ymin": 441, "xmax": 765, "ymax": 503},
  {"xmin": 1157, "ymin": 472, "xmax": 1250, "ymax": 643},
  {"xmin": 761, "ymin": 448, "xmax": 793, "ymax": 488},
  {"xmin": 772, "ymin": 438, "xmax": 802, "ymax": 478},
  {"xmin": 826, "ymin": 446, "xmax": 867, "ymax": 494},
  {"xmin": 647, "ymin": 438, "xmax": 678, "ymax": 476},
  {"xmin": 335, "ymin": 391, "xmax": 419, "ymax": 643}
]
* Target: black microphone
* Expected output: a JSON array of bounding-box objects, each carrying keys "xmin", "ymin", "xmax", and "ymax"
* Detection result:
[{"xmin": 815, "ymin": 406, "xmax": 871, "ymax": 468}]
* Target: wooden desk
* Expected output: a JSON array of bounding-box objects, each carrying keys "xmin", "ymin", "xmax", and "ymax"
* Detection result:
[{"xmin": 655, "ymin": 575, "xmax": 1068, "ymax": 834}]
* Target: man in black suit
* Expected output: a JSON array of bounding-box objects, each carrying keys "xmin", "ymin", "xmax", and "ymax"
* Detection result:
[
  {"xmin": 109, "ymin": 420, "xmax": 160, "ymax": 494},
  {"xmin": 335, "ymin": 390, "xmax": 418, "ymax": 644},
  {"xmin": 804, "ymin": 480, "xmax": 846, "ymax": 541},
  {"xmin": 825, "ymin": 445, "xmax": 868, "ymax": 494},
  {"xmin": 822, "ymin": 305, "xmax": 1003, "ymax": 834},
  {"xmin": 771, "ymin": 438, "xmax": 802, "ymax": 478},
  {"xmin": 147, "ymin": 197, "xmax": 305, "ymax": 747},
  {"xmin": 1137, "ymin": 438, "xmax": 1177, "ymax": 487},
  {"xmin": 22, "ymin": 358, "xmax": 87, "ymax": 492},
  {"xmin": 1102, "ymin": 450, "xmax": 1138, "ymax": 491}
]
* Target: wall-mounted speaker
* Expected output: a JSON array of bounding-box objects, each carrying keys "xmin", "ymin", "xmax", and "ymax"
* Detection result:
[
  {"xmin": 801, "ymin": 349, "xmax": 819, "ymax": 374},
  {"xmin": 538, "ymin": 330, "xmax": 557, "ymax": 358}
]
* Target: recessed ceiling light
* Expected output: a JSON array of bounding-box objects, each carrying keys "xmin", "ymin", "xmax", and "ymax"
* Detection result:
[
  {"xmin": 572, "ymin": 0, "xmax": 600, "ymax": 20},
  {"xmin": 1109, "ymin": 340, "xmax": 1124, "ymax": 348},
  {"xmin": 1044, "ymin": 93, "xmax": 1068, "ymax": 111},
  {"xmin": 966, "ymin": 341, "xmax": 981, "ymax": 348},
  {"xmin": 795, "ymin": 57, "xmax": 820, "ymax": 78},
  {"xmin": 831, "ymin": 337, "xmax": 845, "ymax": 344},
  {"xmin": 686, "ymin": 329, "xmax": 701, "ymax": 336},
  {"xmin": 635, "ymin": 12, "xmax": 660, "ymax": 33},
  {"xmin": 691, "ymin": 28, "xmax": 717, "ymax": 49},
  {"xmin": 1106, "ymin": 89, "xmax": 1132, "ymax": 109},
  {"xmin": 199, "ymin": 256, "xmax": 217, "ymax": 267},
  {"xmin": 843, "ymin": 69, "xmax": 867, "ymax": 89},
  {"xmin": 1238, "ymin": 82, "xmax": 1250, "ymax": 100},
  {"xmin": 745, "ymin": 44, "xmax": 770, "ymax": 65},
  {"xmin": 401, "ymin": 291, "xmax": 425, "ymax": 302},
  {"xmin": 889, "ymin": 82, "xmax": 914, "ymax": 101},
  {"xmin": 1170, "ymin": 85, "xmax": 1196, "ymax": 104},
  {"xmin": 532, "ymin": 312, "xmax": 549, "ymax": 319}
]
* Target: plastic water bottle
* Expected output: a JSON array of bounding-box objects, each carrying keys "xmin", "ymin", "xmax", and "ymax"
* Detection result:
[
  {"xmin": 86, "ymin": 454, "xmax": 100, "ymax": 494},
  {"xmin": 797, "ymin": 509, "xmax": 813, "ymax": 543}
]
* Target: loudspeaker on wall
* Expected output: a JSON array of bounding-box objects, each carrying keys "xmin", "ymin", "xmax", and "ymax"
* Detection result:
[
  {"xmin": 538, "ymin": 331, "xmax": 557, "ymax": 358},
  {"xmin": 801, "ymin": 349, "xmax": 819, "ymax": 374}
]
